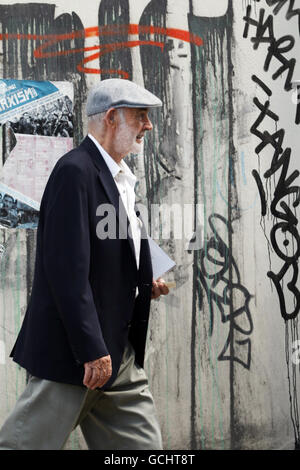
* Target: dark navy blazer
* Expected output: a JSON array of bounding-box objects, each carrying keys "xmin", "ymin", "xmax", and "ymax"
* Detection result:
[{"xmin": 10, "ymin": 136, "xmax": 153, "ymax": 388}]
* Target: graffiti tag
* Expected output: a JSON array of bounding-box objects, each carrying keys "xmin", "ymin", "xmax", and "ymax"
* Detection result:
[{"xmin": 199, "ymin": 214, "xmax": 253, "ymax": 369}]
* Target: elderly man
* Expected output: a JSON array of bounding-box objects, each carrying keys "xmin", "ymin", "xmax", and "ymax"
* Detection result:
[{"xmin": 0, "ymin": 79, "xmax": 169, "ymax": 450}]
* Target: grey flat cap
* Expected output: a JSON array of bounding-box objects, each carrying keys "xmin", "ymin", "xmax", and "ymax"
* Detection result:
[{"xmin": 86, "ymin": 78, "xmax": 162, "ymax": 116}]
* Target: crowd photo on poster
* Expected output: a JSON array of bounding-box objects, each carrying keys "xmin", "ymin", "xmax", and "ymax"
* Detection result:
[{"xmin": 8, "ymin": 95, "xmax": 73, "ymax": 138}]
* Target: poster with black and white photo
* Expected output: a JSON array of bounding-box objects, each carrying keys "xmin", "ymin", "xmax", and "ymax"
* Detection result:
[
  {"xmin": 0, "ymin": 183, "xmax": 39, "ymax": 229},
  {"xmin": 0, "ymin": 79, "xmax": 74, "ymax": 227}
]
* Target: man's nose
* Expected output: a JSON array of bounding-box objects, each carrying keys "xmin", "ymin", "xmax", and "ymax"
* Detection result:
[{"xmin": 143, "ymin": 116, "xmax": 153, "ymax": 131}]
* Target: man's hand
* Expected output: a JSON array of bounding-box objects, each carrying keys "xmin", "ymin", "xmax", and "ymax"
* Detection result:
[
  {"xmin": 83, "ymin": 355, "xmax": 112, "ymax": 390},
  {"xmin": 151, "ymin": 278, "xmax": 169, "ymax": 300}
]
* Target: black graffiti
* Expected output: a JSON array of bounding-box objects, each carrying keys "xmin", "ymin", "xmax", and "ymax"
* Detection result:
[
  {"xmin": 252, "ymin": 73, "xmax": 272, "ymax": 96},
  {"xmin": 294, "ymin": 83, "xmax": 300, "ymax": 125},
  {"xmin": 198, "ymin": 214, "xmax": 253, "ymax": 370},
  {"xmin": 265, "ymin": 0, "xmax": 300, "ymax": 32},
  {"xmin": 252, "ymin": 169, "xmax": 267, "ymax": 216},
  {"xmin": 98, "ymin": 0, "xmax": 132, "ymax": 80},
  {"xmin": 251, "ymin": 76, "xmax": 300, "ymax": 320},
  {"xmin": 243, "ymin": 5, "xmax": 297, "ymax": 94}
]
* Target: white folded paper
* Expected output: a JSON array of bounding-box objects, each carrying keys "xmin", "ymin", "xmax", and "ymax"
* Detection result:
[{"xmin": 147, "ymin": 236, "xmax": 176, "ymax": 281}]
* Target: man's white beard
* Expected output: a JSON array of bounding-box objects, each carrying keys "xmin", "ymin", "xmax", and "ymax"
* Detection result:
[{"xmin": 114, "ymin": 116, "xmax": 143, "ymax": 157}]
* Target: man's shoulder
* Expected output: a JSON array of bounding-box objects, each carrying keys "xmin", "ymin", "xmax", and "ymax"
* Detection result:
[
  {"xmin": 56, "ymin": 141, "xmax": 90, "ymax": 172},
  {"xmin": 49, "ymin": 139, "xmax": 96, "ymax": 184},
  {"xmin": 41, "ymin": 144, "xmax": 93, "ymax": 200}
]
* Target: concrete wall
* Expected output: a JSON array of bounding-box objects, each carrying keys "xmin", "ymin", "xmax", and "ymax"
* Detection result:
[{"xmin": 0, "ymin": 0, "xmax": 299, "ymax": 450}]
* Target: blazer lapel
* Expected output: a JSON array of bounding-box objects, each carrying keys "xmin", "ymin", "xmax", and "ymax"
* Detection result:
[{"xmin": 81, "ymin": 136, "xmax": 136, "ymax": 261}]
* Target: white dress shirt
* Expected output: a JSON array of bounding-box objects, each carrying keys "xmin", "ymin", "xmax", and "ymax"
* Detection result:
[{"xmin": 88, "ymin": 133, "xmax": 142, "ymax": 269}]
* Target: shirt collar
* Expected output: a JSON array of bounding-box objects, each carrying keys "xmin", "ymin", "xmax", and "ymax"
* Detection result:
[
  {"xmin": 88, "ymin": 133, "xmax": 137, "ymax": 185},
  {"xmin": 118, "ymin": 159, "xmax": 137, "ymax": 186},
  {"xmin": 88, "ymin": 133, "xmax": 121, "ymax": 179}
]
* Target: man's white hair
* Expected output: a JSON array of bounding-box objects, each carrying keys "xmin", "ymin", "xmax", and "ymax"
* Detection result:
[
  {"xmin": 87, "ymin": 111, "xmax": 106, "ymax": 131},
  {"xmin": 87, "ymin": 109, "xmax": 126, "ymax": 132}
]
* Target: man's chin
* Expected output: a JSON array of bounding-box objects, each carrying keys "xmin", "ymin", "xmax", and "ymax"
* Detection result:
[
  {"xmin": 116, "ymin": 141, "xmax": 143, "ymax": 157},
  {"xmin": 129, "ymin": 142, "xmax": 143, "ymax": 155}
]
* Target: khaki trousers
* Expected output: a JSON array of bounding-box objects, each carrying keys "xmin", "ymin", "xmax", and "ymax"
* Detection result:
[{"xmin": 0, "ymin": 341, "xmax": 163, "ymax": 450}]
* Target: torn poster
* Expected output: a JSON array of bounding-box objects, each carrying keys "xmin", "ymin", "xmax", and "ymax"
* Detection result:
[
  {"xmin": 0, "ymin": 80, "xmax": 74, "ymax": 227},
  {"xmin": 0, "ymin": 79, "xmax": 73, "ymax": 137},
  {"xmin": 1, "ymin": 133, "xmax": 73, "ymax": 204}
]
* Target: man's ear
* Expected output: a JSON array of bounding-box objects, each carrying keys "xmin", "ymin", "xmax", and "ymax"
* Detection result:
[{"xmin": 105, "ymin": 108, "xmax": 116, "ymax": 127}]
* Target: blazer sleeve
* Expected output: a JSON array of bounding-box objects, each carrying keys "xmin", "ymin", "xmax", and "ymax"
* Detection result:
[{"xmin": 43, "ymin": 160, "xmax": 109, "ymax": 364}]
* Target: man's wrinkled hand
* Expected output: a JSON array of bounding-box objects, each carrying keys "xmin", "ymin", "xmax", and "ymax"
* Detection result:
[
  {"xmin": 83, "ymin": 355, "xmax": 112, "ymax": 390},
  {"xmin": 151, "ymin": 278, "xmax": 169, "ymax": 300}
]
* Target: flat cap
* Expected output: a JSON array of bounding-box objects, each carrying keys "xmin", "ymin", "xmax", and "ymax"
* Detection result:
[{"xmin": 86, "ymin": 78, "xmax": 162, "ymax": 116}]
